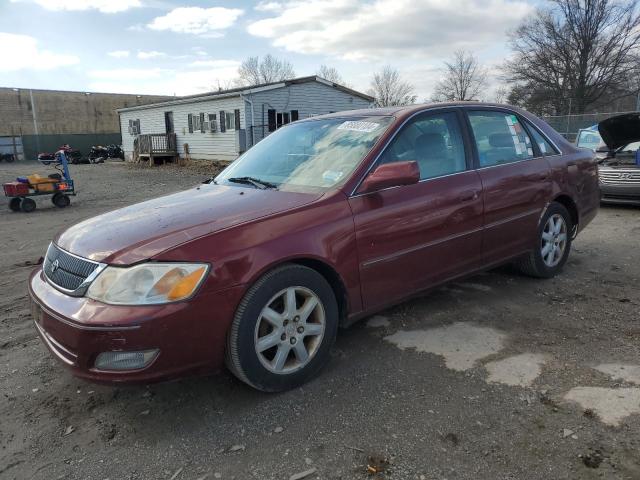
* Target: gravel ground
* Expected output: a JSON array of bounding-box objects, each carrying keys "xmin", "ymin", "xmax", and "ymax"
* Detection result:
[{"xmin": 1, "ymin": 161, "xmax": 639, "ymax": 480}]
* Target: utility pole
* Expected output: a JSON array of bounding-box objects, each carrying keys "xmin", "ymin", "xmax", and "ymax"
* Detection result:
[{"xmin": 29, "ymin": 89, "xmax": 40, "ymax": 155}]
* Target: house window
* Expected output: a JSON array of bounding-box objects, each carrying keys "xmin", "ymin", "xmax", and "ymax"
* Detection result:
[
  {"xmin": 208, "ymin": 114, "xmax": 217, "ymax": 132},
  {"xmin": 128, "ymin": 119, "xmax": 140, "ymax": 135},
  {"xmin": 225, "ymin": 111, "xmax": 236, "ymax": 130},
  {"xmin": 193, "ymin": 113, "xmax": 201, "ymax": 131}
]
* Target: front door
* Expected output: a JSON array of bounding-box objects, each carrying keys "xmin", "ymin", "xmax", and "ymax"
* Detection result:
[
  {"xmin": 164, "ymin": 111, "xmax": 174, "ymax": 134},
  {"xmin": 349, "ymin": 110, "xmax": 484, "ymax": 310},
  {"xmin": 465, "ymin": 109, "xmax": 552, "ymax": 265}
]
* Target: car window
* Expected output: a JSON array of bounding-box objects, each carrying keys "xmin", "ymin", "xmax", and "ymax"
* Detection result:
[
  {"xmin": 576, "ymin": 130, "xmax": 604, "ymax": 152},
  {"xmin": 468, "ymin": 111, "xmax": 534, "ymax": 167},
  {"xmin": 525, "ymin": 121, "xmax": 559, "ymax": 156},
  {"xmin": 620, "ymin": 141, "xmax": 640, "ymax": 152},
  {"xmin": 379, "ymin": 112, "xmax": 467, "ymax": 180}
]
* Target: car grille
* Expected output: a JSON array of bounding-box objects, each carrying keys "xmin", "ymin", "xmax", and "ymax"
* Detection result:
[
  {"xmin": 43, "ymin": 243, "xmax": 99, "ymax": 293},
  {"xmin": 599, "ymin": 168, "xmax": 640, "ymax": 185}
]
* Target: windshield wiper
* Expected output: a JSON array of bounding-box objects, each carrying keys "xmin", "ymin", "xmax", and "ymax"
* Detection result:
[{"xmin": 227, "ymin": 176, "xmax": 277, "ymax": 190}]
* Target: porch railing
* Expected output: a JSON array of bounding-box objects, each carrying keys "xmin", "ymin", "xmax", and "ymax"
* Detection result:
[{"xmin": 137, "ymin": 133, "xmax": 177, "ymax": 156}]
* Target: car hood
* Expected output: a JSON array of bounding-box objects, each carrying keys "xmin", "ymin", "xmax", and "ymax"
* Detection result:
[
  {"xmin": 55, "ymin": 184, "xmax": 323, "ymax": 264},
  {"xmin": 598, "ymin": 113, "xmax": 640, "ymax": 150}
]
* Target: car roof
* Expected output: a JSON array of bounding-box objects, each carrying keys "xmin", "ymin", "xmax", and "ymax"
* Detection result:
[{"xmin": 299, "ymin": 102, "xmax": 526, "ymax": 121}]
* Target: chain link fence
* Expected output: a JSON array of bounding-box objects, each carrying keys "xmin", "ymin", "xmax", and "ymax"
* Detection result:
[{"xmin": 541, "ymin": 111, "xmax": 638, "ymax": 142}]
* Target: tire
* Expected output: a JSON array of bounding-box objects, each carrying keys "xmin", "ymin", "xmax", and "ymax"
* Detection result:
[
  {"xmin": 226, "ymin": 264, "xmax": 339, "ymax": 392},
  {"xmin": 20, "ymin": 197, "xmax": 36, "ymax": 213},
  {"xmin": 9, "ymin": 198, "xmax": 21, "ymax": 212},
  {"xmin": 52, "ymin": 193, "xmax": 70, "ymax": 208},
  {"xmin": 515, "ymin": 202, "xmax": 572, "ymax": 278},
  {"xmin": 5, "ymin": 154, "xmax": 15, "ymax": 163}
]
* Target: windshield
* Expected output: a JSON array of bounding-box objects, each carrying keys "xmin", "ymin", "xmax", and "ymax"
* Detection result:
[
  {"xmin": 576, "ymin": 130, "xmax": 604, "ymax": 152},
  {"xmin": 216, "ymin": 116, "xmax": 393, "ymax": 191}
]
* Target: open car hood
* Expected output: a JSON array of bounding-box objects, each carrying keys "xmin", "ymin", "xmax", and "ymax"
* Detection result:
[{"xmin": 598, "ymin": 113, "xmax": 640, "ymax": 150}]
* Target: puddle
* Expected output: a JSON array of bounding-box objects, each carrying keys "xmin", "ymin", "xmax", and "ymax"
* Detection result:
[
  {"xmin": 384, "ymin": 322, "xmax": 507, "ymax": 371},
  {"xmin": 594, "ymin": 364, "xmax": 640, "ymax": 385},
  {"xmin": 485, "ymin": 353, "xmax": 548, "ymax": 387},
  {"xmin": 366, "ymin": 316, "xmax": 391, "ymax": 328},
  {"xmin": 564, "ymin": 387, "xmax": 640, "ymax": 426}
]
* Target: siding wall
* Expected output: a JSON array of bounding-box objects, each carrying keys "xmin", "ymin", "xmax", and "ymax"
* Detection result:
[
  {"xmin": 119, "ymin": 95, "xmax": 245, "ymax": 161},
  {"xmin": 119, "ymin": 81, "xmax": 372, "ymax": 161},
  {"xmin": 244, "ymin": 82, "xmax": 372, "ymax": 145}
]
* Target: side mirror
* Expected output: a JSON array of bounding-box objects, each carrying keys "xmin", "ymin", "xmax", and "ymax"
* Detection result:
[{"xmin": 358, "ymin": 161, "xmax": 420, "ymax": 194}]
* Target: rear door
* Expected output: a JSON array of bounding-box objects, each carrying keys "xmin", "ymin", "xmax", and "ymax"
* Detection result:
[
  {"xmin": 465, "ymin": 109, "xmax": 551, "ymax": 265},
  {"xmin": 349, "ymin": 109, "xmax": 484, "ymax": 310}
]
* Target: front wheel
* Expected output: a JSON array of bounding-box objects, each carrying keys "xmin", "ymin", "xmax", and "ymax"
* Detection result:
[
  {"xmin": 52, "ymin": 193, "xmax": 71, "ymax": 208},
  {"xmin": 226, "ymin": 264, "xmax": 339, "ymax": 392},
  {"xmin": 515, "ymin": 202, "xmax": 572, "ymax": 278}
]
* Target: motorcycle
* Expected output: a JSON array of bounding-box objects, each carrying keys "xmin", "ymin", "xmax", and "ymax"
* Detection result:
[
  {"xmin": 88, "ymin": 144, "xmax": 124, "ymax": 163},
  {"xmin": 38, "ymin": 144, "xmax": 84, "ymax": 164}
]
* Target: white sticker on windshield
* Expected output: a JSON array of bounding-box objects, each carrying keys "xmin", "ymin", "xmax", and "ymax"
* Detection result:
[
  {"xmin": 323, "ymin": 170, "xmax": 344, "ymax": 183},
  {"xmin": 337, "ymin": 121, "xmax": 380, "ymax": 133}
]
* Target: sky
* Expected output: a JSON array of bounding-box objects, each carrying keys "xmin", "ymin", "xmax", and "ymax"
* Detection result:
[{"xmin": 0, "ymin": 0, "xmax": 540, "ymax": 101}]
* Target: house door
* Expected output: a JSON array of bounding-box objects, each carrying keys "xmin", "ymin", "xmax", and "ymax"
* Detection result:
[{"xmin": 164, "ymin": 112, "xmax": 174, "ymax": 134}]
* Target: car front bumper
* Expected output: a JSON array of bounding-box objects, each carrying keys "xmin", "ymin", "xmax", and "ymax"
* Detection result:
[
  {"xmin": 28, "ymin": 267, "xmax": 245, "ymax": 384},
  {"xmin": 600, "ymin": 183, "xmax": 640, "ymax": 206}
]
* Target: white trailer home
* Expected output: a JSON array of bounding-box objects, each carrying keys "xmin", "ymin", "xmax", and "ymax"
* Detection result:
[{"xmin": 117, "ymin": 76, "xmax": 374, "ymax": 162}]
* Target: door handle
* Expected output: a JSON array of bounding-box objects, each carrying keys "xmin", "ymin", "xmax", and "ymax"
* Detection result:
[{"xmin": 459, "ymin": 190, "xmax": 479, "ymax": 202}]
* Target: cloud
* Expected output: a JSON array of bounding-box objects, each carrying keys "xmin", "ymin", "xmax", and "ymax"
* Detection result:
[
  {"xmin": 87, "ymin": 62, "xmax": 240, "ymax": 96},
  {"xmin": 189, "ymin": 59, "xmax": 240, "ymax": 69},
  {"xmin": 248, "ymin": 0, "xmax": 533, "ymax": 60},
  {"xmin": 255, "ymin": 1, "xmax": 284, "ymax": 11},
  {"xmin": 108, "ymin": 50, "xmax": 130, "ymax": 58},
  {"xmin": 148, "ymin": 7, "xmax": 244, "ymax": 36},
  {"xmin": 0, "ymin": 32, "xmax": 79, "ymax": 71},
  {"xmin": 11, "ymin": 0, "xmax": 141, "ymax": 13},
  {"xmin": 137, "ymin": 50, "xmax": 166, "ymax": 60}
]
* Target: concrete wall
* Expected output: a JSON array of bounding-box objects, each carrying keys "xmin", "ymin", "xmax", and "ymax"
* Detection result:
[{"xmin": 0, "ymin": 88, "xmax": 172, "ymax": 136}]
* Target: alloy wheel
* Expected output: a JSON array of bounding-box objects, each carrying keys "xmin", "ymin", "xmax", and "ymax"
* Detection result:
[
  {"xmin": 254, "ymin": 286, "xmax": 325, "ymax": 374},
  {"xmin": 541, "ymin": 213, "xmax": 567, "ymax": 267}
]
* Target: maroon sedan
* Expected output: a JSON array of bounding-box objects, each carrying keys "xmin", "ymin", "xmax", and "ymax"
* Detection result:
[{"xmin": 29, "ymin": 103, "xmax": 600, "ymax": 391}]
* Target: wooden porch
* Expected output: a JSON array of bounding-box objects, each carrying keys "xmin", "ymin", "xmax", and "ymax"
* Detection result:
[{"xmin": 135, "ymin": 133, "xmax": 178, "ymax": 165}]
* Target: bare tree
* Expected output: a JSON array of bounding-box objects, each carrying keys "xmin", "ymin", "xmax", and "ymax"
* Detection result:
[
  {"xmin": 432, "ymin": 50, "xmax": 488, "ymax": 102},
  {"xmin": 494, "ymin": 86, "xmax": 509, "ymax": 104},
  {"xmin": 505, "ymin": 0, "xmax": 640, "ymax": 115},
  {"xmin": 237, "ymin": 54, "xmax": 296, "ymax": 86},
  {"xmin": 317, "ymin": 65, "xmax": 347, "ymax": 85},
  {"xmin": 368, "ymin": 66, "xmax": 417, "ymax": 107}
]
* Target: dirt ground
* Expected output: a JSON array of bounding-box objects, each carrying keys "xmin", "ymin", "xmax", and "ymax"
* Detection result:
[{"xmin": 1, "ymin": 161, "xmax": 639, "ymax": 480}]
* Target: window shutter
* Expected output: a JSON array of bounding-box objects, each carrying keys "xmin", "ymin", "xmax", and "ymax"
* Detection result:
[
  {"xmin": 135, "ymin": 119, "xmax": 141, "ymax": 135},
  {"xmin": 200, "ymin": 113, "xmax": 205, "ymax": 133},
  {"xmin": 188, "ymin": 114, "xmax": 193, "ymax": 133},
  {"xmin": 128, "ymin": 119, "xmax": 133, "ymax": 135},
  {"xmin": 291, "ymin": 110, "xmax": 299, "ymax": 122},
  {"xmin": 234, "ymin": 109, "xmax": 241, "ymax": 130},
  {"xmin": 268, "ymin": 109, "xmax": 276, "ymax": 132},
  {"xmin": 219, "ymin": 111, "xmax": 226, "ymax": 132},
  {"xmin": 283, "ymin": 112, "xmax": 290, "ymax": 125}
]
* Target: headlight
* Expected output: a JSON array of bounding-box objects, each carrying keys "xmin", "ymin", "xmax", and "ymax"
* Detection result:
[{"xmin": 86, "ymin": 263, "xmax": 209, "ymax": 305}]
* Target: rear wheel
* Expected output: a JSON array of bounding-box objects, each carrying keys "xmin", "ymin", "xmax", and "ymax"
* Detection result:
[
  {"xmin": 515, "ymin": 202, "xmax": 572, "ymax": 278},
  {"xmin": 226, "ymin": 264, "xmax": 338, "ymax": 392},
  {"xmin": 9, "ymin": 198, "xmax": 21, "ymax": 211},
  {"xmin": 20, "ymin": 197, "xmax": 36, "ymax": 213}
]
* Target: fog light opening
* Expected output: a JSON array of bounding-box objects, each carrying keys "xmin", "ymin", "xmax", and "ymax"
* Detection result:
[{"xmin": 94, "ymin": 349, "xmax": 159, "ymax": 371}]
